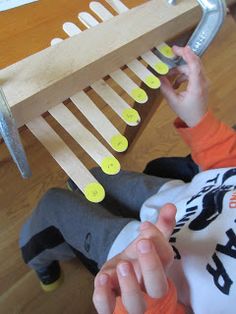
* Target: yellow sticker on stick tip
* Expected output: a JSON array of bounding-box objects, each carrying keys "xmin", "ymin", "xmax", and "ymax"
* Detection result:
[
  {"xmin": 110, "ymin": 134, "xmax": 128, "ymax": 152},
  {"xmin": 131, "ymin": 88, "xmax": 148, "ymax": 104},
  {"xmin": 159, "ymin": 45, "xmax": 175, "ymax": 59},
  {"xmin": 84, "ymin": 182, "xmax": 105, "ymax": 203},
  {"xmin": 122, "ymin": 108, "xmax": 140, "ymax": 125},
  {"xmin": 154, "ymin": 62, "xmax": 169, "ymax": 75},
  {"xmin": 101, "ymin": 157, "xmax": 120, "ymax": 175},
  {"xmin": 145, "ymin": 75, "xmax": 161, "ymax": 89}
]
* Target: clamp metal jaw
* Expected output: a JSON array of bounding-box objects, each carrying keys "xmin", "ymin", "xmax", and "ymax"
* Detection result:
[
  {"xmin": 0, "ymin": 0, "xmax": 227, "ymax": 179},
  {"xmin": 0, "ymin": 88, "xmax": 31, "ymax": 178},
  {"xmin": 185, "ymin": 0, "xmax": 227, "ymax": 57},
  {"xmin": 167, "ymin": 0, "xmax": 227, "ymax": 61}
]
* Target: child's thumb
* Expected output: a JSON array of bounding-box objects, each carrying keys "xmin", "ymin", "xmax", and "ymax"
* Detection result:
[{"xmin": 160, "ymin": 76, "xmax": 178, "ymax": 106}]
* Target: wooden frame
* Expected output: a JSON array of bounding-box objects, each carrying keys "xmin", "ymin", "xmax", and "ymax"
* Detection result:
[
  {"xmin": 1, "ymin": 0, "xmax": 202, "ymax": 128},
  {"xmin": 0, "ymin": 0, "xmax": 235, "ymax": 183}
]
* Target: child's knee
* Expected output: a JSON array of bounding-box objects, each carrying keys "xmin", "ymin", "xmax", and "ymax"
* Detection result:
[
  {"xmin": 43, "ymin": 187, "xmax": 62, "ymax": 199},
  {"xmin": 40, "ymin": 188, "xmax": 63, "ymax": 205},
  {"xmin": 90, "ymin": 167, "xmax": 103, "ymax": 178},
  {"xmin": 37, "ymin": 188, "xmax": 70, "ymax": 215}
]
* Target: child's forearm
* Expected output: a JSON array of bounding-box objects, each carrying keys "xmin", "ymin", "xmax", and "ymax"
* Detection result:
[{"xmin": 175, "ymin": 111, "xmax": 236, "ymax": 170}]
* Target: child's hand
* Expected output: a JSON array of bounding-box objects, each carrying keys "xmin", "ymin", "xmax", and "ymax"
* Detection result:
[
  {"xmin": 160, "ymin": 46, "xmax": 209, "ymax": 127},
  {"xmin": 93, "ymin": 204, "xmax": 176, "ymax": 314}
]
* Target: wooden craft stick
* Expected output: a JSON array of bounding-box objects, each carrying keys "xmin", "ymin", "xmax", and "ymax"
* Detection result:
[
  {"xmin": 62, "ymin": 22, "xmax": 141, "ymax": 126},
  {"xmin": 50, "ymin": 38, "xmax": 64, "ymax": 46},
  {"xmin": 141, "ymin": 51, "xmax": 169, "ymax": 75},
  {"xmin": 105, "ymin": 0, "xmax": 177, "ymax": 60},
  {"xmin": 92, "ymin": 79, "xmax": 141, "ymax": 126},
  {"xmin": 89, "ymin": 2, "xmax": 161, "ymax": 90},
  {"xmin": 52, "ymin": 34, "xmax": 129, "ymax": 152},
  {"xmin": 92, "ymin": 0, "xmax": 173, "ymax": 62},
  {"xmin": 105, "ymin": 0, "xmax": 127, "ymax": 13},
  {"xmin": 78, "ymin": 12, "xmax": 149, "ymax": 103},
  {"xmin": 70, "ymin": 91, "xmax": 129, "ymax": 152},
  {"xmin": 155, "ymin": 42, "xmax": 176, "ymax": 60},
  {"xmin": 105, "ymin": 0, "xmax": 170, "ymax": 74},
  {"xmin": 27, "ymin": 117, "xmax": 106, "ymax": 203},
  {"xmin": 49, "ymin": 104, "xmax": 121, "ymax": 175},
  {"xmin": 2, "ymin": 0, "xmax": 202, "ymax": 127}
]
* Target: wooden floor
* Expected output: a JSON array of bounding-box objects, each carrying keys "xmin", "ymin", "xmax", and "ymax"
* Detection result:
[{"xmin": 0, "ymin": 9, "xmax": 236, "ymax": 314}]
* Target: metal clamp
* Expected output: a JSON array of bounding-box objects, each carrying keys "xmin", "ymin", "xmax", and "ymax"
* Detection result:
[
  {"xmin": 0, "ymin": 87, "xmax": 31, "ymax": 178},
  {"xmin": 186, "ymin": 0, "xmax": 227, "ymax": 57},
  {"xmin": 166, "ymin": 0, "xmax": 226, "ymax": 64}
]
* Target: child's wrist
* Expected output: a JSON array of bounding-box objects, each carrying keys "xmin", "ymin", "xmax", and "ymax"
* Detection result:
[{"xmin": 184, "ymin": 108, "xmax": 208, "ymax": 128}]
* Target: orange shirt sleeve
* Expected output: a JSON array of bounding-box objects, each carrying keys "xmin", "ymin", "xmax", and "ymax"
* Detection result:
[
  {"xmin": 174, "ymin": 111, "xmax": 236, "ymax": 170},
  {"xmin": 113, "ymin": 279, "xmax": 186, "ymax": 314}
]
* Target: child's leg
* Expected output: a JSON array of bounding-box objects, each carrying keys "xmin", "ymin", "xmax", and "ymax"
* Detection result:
[
  {"xmin": 20, "ymin": 188, "xmax": 134, "ymax": 273},
  {"xmin": 89, "ymin": 168, "xmax": 171, "ymax": 218},
  {"xmin": 143, "ymin": 155, "xmax": 199, "ymax": 182},
  {"xmin": 21, "ymin": 171, "xmax": 171, "ymax": 289}
]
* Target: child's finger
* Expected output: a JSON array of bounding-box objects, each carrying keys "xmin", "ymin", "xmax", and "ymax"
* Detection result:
[
  {"xmin": 173, "ymin": 45, "xmax": 199, "ymax": 68},
  {"xmin": 173, "ymin": 46, "xmax": 205, "ymax": 98},
  {"xmin": 139, "ymin": 221, "xmax": 174, "ymax": 269},
  {"xmin": 172, "ymin": 45, "xmax": 186, "ymax": 59},
  {"xmin": 137, "ymin": 239, "xmax": 168, "ymax": 299},
  {"xmin": 176, "ymin": 64, "xmax": 190, "ymax": 76},
  {"xmin": 160, "ymin": 76, "xmax": 178, "ymax": 106},
  {"xmin": 93, "ymin": 273, "xmax": 116, "ymax": 314},
  {"xmin": 182, "ymin": 46, "xmax": 204, "ymax": 93},
  {"xmin": 173, "ymin": 46, "xmax": 201, "ymax": 76},
  {"xmin": 155, "ymin": 203, "xmax": 176, "ymax": 239},
  {"xmin": 117, "ymin": 262, "xmax": 146, "ymax": 314},
  {"xmin": 183, "ymin": 46, "xmax": 201, "ymax": 71}
]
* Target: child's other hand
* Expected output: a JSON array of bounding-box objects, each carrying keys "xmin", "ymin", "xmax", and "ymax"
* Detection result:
[
  {"xmin": 160, "ymin": 46, "xmax": 209, "ymax": 127},
  {"xmin": 93, "ymin": 204, "xmax": 176, "ymax": 314}
]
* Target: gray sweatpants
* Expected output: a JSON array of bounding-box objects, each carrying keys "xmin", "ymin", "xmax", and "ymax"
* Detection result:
[{"xmin": 19, "ymin": 168, "xmax": 169, "ymax": 270}]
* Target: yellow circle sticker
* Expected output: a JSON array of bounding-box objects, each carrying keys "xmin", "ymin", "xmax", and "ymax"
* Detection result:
[
  {"xmin": 159, "ymin": 45, "xmax": 175, "ymax": 59},
  {"xmin": 110, "ymin": 134, "xmax": 128, "ymax": 152},
  {"xmin": 154, "ymin": 62, "xmax": 169, "ymax": 75},
  {"xmin": 131, "ymin": 88, "xmax": 148, "ymax": 104},
  {"xmin": 101, "ymin": 156, "xmax": 120, "ymax": 175},
  {"xmin": 84, "ymin": 182, "xmax": 105, "ymax": 203},
  {"xmin": 122, "ymin": 108, "xmax": 140, "ymax": 125},
  {"xmin": 145, "ymin": 75, "xmax": 161, "ymax": 89}
]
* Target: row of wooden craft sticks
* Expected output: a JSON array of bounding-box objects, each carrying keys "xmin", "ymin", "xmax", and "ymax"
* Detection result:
[{"xmin": 26, "ymin": 0, "xmax": 176, "ymax": 203}]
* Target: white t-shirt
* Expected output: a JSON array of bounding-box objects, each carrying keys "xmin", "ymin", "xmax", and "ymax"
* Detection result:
[{"xmin": 140, "ymin": 167, "xmax": 236, "ymax": 314}]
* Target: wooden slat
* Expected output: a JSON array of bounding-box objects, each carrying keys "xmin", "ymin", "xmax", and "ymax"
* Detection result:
[
  {"xmin": 27, "ymin": 117, "xmax": 105, "ymax": 203},
  {"xmin": 78, "ymin": 12, "xmax": 149, "ymax": 102},
  {"xmin": 48, "ymin": 104, "xmax": 120, "ymax": 173},
  {"xmin": 70, "ymin": 91, "xmax": 129, "ymax": 152},
  {"xmin": 103, "ymin": 0, "xmax": 171, "ymax": 72},
  {"xmin": 89, "ymin": 2, "xmax": 163, "ymax": 86},
  {"xmin": 1, "ymin": 0, "xmax": 201, "ymax": 127},
  {"xmin": 51, "ymin": 34, "xmax": 129, "ymax": 152},
  {"xmin": 62, "ymin": 22, "xmax": 141, "ymax": 126},
  {"xmin": 91, "ymin": 80, "xmax": 141, "ymax": 126}
]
